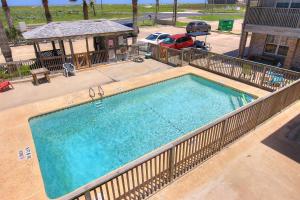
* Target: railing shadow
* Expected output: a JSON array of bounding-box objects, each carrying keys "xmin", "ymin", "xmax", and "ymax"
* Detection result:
[{"xmin": 261, "ymin": 113, "xmax": 300, "ymax": 163}]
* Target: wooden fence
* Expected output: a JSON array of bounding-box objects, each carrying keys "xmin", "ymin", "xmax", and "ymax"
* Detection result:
[
  {"xmin": 148, "ymin": 44, "xmax": 300, "ymax": 91},
  {"xmin": 189, "ymin": 48, "xmax": 300, "ymax": 91},
  {"xmin": 0, "ymin": 45, "xmax": 140, "ymax": 81},
  {"xmin": 246, "ymin": 7, "xmax": 300, "ymax": 28},
  {"xmin": 57, "ymin": 46, "xmax": 300, "ymax": 200}
]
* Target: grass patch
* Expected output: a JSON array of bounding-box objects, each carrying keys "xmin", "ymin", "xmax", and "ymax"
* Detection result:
[
  {"xmin": 0, "ymin": 4, "xmax": 244, "ymax": 27},
  {"xmin": 0, "ymin": 4, "xmax": 181, "ymax": 26},
  {"xmin": 189, "ymin": 14, "xmax": 244, "ymax": 21},
  {"xmin": 138, "ymin": 19, "xmax": 154, "ymax": 26},
  {"xmin": 176, "ymin": 21, "xmax": 188, "ymax": 27}
]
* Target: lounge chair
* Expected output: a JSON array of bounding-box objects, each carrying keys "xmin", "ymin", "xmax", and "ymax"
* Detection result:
[
  {"xmin": 0, "ymin": 81, "xmax": 13, "ymax": 92},
  {"xmin": 265, "ymin": 71, "xmax": 284, "ymax": 87},
  {"xmin": 239, "ymin": 63, "xmax": 253, "ymax": 80},
  {"xmin": 63, "ymin": 63, "xmax": 76, "ymax": 77}
]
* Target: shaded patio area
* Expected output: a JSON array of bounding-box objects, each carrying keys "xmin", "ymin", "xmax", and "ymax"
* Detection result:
[{"xmin": 0, "ymin": 59, "xmax": 172, "ymax": 111}]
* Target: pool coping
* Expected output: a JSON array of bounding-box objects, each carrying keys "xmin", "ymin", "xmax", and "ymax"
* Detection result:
[{"xmin": 0, "ymin": 66, "xmax": 269, "ymax": 200}]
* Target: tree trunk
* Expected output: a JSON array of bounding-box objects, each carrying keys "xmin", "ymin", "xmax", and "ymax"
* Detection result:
[
  {"xmin": 90, "ymin": 0, "xmax": 96, "ymax": 16},
  {"xmin": 83, "ymin": 0, "xmax": 89, "ymax": 20},
  {"xmin": 172, "ymin": 0, "xmax": 177, "ymax": 26},
  {"xmin": 1, "ymin": 0, "xmax": 14, "ymax": 29},
  {"xmin": 154, "ymin": 0, "xmax": 159, "ymax": 23},
  {"xmin": 0, "ymin": 20, "xmax": 13, "ymax": 62},
  {"xmin": 132, "ymin": 0, "xmax": 138, "ymax": 44},
  {"xmin": 42, "ymin": 0, "xmax": 52, "ymax": 23}
]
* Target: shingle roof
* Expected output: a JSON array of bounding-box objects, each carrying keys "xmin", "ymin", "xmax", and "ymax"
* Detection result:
[{"xmin": 23, "ymin": 20, "xmax": 133, "ymax": 41}]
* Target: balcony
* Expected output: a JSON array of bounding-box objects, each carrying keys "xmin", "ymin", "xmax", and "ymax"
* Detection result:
[{"xmin": 245, "ymin": 7, "xmax": 300, "ymax": 37}]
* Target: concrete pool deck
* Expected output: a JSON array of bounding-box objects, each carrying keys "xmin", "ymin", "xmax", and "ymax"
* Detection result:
[
  {"xmin": 0, "ymin": 65, "xmax": 276, "ymax": 200},
  {"xmin": 149, "ymin": 101, "xmax": 300, "ymax": 200}
]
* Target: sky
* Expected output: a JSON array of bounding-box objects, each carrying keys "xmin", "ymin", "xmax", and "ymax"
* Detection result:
[{"xmin": 7, "ymin": 0, "xmax": 205, "ymax": 6}]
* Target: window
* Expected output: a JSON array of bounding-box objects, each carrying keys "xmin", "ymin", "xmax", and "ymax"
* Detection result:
[
  {"xmin": 276, "ymin": 0, "xmax": 300, "ymax": 8},
  {"xmin": 162, "ymin": 37, "xmax": 175, "ymax": 44},
  {"xmin": 158, "ymin": 34, "xmax": 169, "ymax": 40},
  {"xmin": 276, "ymin": 2, "xmax": 289, "ymax": 8},
  {"xmin": 264, "ymin": 35, "xmax": 289, "ymax": 57},
  {"xmin": 145, "ymin": 34, "xmax": 158, "ymax": 41},
  {"xmin": 291, "ymin": 2, "xmax": 300, "ymax": 8}
]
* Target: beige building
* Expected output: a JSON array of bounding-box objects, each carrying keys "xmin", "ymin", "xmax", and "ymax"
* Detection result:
[{"xmin": 239, "ymin": 0, "xmax": 300, "ymax": 70}]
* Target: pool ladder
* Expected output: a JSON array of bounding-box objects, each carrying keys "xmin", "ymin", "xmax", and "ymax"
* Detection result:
[{"xmin": 89, "ymin": 85, "xmax": 104, "ymax": 109}]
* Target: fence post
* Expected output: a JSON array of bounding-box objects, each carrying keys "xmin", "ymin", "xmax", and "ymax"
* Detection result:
[
  {"xmin": 180, "ymin": 50, "xmax": 184, "ymax": 67},
  {"xmin": 259, "ymin": 66, "xmax": 267, "ymax": 87},
  {"xmin": 188, "ymin": 48, "xmax": 192, "ymax": 65},
  {"xmin": 206, "ymin": 53, "xmax": 211, "ymax": 69},
  {"xmin": 84, "ymin": 191, "xmax": 91, "ymax": 200},
  {"xmin": 168, "ymin": 146, "xmax": 175, "ymax": 182},
  {"xmin": 218, "ymin": 119, "xmax": 228, "ymax": 150},
  {"xmin": 157, "ymin": 45, "xmax": 161, "ymax": 61},
  {"xmin": 254, "ymin": 100, "xmax": 264, "ymax": 127},
  {"xmin": 16, "ymin": 62, "xmax": 22, "ymax": 79}
]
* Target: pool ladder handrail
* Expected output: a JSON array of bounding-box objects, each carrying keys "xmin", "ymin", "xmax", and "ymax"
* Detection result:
[{"xmin": 89, "ymin": 85, "xmax": 104, "ymax": 108}]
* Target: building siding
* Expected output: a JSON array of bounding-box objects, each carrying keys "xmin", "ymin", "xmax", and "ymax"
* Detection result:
[
  {"xmin": 292, "ymin": 41, "xmax": 300, "ymax": 68},
  {"xmin": 248, "ymin": 33, "xmax": 267, "ymax": 58}
]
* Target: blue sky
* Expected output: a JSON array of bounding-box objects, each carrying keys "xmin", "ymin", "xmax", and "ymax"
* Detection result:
[{"xmin": 7, "ymin": 0, "xmax": 205, "ymax": 6}]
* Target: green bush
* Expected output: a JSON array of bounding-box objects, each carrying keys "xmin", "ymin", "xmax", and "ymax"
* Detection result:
[
  {"xmin": 0, "ymin": 65, "xmax": 31, "ymax": 80},
  {"xmin": 5, "ymin": 27, "xmax": 23, "ymax": 41}
]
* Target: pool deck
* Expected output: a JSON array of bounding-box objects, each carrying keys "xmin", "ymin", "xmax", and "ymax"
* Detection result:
[
  {"xmin": 149, "ymin": 101, "xmax": 300, "ymax": 200},
  {"xmin": 0, "ymin": 65, "xmax": 281, "ymax": 200}
]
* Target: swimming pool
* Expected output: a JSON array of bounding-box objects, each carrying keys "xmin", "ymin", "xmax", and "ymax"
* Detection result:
[{"xmin": 29, "ymin": 74, "xmax": 254, "ymax": 198}]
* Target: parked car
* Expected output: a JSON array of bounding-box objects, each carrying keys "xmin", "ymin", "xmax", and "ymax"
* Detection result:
[
  {"xmin": 138, "ymin": 32, "xmax": 170, "ymax": 44},
  {"xmin": 186, "ymin": 21, "xmax": 211, "ymax": 33},
  {"xmin": 159, "ymin": 34, "xmax": 194, "ymax": 49}
]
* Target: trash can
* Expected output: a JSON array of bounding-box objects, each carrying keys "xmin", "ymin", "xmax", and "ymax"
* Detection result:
[{"xmin": 218, "ymin": 19, "xmax": 234, "ymax": 31}]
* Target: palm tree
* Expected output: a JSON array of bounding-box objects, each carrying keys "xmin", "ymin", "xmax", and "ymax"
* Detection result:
[
  {"xmin": 42, "ymin": 0, "xmax": 52, "ymax": 23},
  {"xmin": 1, "ymin": 0, "xmax": 14, "ymax": 30},
  {"xmin": 132, "ymin": 0, "xmax": 138, "ymax": 44},
  {"xmin": 172, "ymin": 0, "xmax": 177, "ymax": 26},
  {"xmin": 90, "ymin": 0, "xmax": 96, "ymax": 16},
  {"xmin": 69, "ymin": 0, "xmax": 89, "ymax": 20},
  {"xmin": 83, "ymin": 0, "xmax": 89, "ymax": 20},
  {"xmin": 154, "ymin": 0, "xmax": 159, "ymax": 23},
  {"xmin": 0, "ymin": 20, "xmax": 13, "ymax": 62}
]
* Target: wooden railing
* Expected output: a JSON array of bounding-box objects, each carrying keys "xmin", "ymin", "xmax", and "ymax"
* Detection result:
[
  {"xmin": 60, "ymin": 71, "xmax": 300, "ymax": 200},
  {"xmin": 148, "ymin": 44, "xmax": 300, "ymax": 91},
  {"xmin": 0, "ymin": 45, "xmax": 140, "ymax": 81},
  {"xmin": 189, "ymin": 48, "xmax": 300, "ymax": 91},
  {"xmin": 57, "ymin": 46, "xmax": 300, "ymax": 200},
  {"xmin": 246, "ymin": 7, "xmax": 300, "ymax": 28}
]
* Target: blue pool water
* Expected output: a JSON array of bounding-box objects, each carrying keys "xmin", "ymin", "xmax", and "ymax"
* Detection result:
[{"xmin": 29, "ymin": 74, "xmax": 254, "ymax": 198}]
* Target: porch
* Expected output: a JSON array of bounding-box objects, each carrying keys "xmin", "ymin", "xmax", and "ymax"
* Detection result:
[{"xmin": 14, "ymin": 20, "xmax": 136, "ymax": 75}]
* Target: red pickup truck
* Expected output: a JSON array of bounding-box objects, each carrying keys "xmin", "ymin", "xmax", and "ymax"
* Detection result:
[{"xmin": 159, "ymin": 33, "xmax": 194, "ymax": 50}]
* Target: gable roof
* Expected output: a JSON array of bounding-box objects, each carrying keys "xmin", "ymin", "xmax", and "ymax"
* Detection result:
[{"xmin": 23, "ymin": 20, "xmax": 133, "ymax": 41}]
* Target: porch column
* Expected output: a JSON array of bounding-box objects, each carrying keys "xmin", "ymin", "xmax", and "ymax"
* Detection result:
[
  {"xmin": 36, "ymin": 42, "xmax": 42, "ymax": 55},
  {"xmin": 86, "ymin": 37, "xmax": 91, "ymax": 67},
  {"xmin": 58, "ymin": 40, "xmax": 66, "ymax": 62},
  {"xmin": 238, "ymin": 31, "xmax": 248, "ymax": 58},
  {"xmin": 283, "ymin": 38, "xmax": 299, "ymax": 69},
  {"xmin": 33, "ymin": 42, "xmax": 39, "ymax": 58},
  {"xmin": 69, "ymin": 39, "xmax": 75, "ymax": 64},
  {"xmin": 51, "ymin": 41, "xmax": 56, "ymax": 51}
]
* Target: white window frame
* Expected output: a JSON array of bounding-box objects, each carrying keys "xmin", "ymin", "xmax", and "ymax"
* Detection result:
[{"xmin": 264, "ymin": 35, "xmax": 289, "ymax": 57}]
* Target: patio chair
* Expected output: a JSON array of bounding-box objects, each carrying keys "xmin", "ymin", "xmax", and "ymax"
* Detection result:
[
  {"xmin": 268, "ymin": 72, "xmax": 284, "ymax": 87},
  {"xmin": 239, "ymin": 63, "xmax": 253, "ymax": 80},
  {"xmin": 63, "ymin": 63, "xmax": 76, "ymax": 77},
  {"xmin": 0, "ymin": 81, "xmax": 13, "ymax": 92}
]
